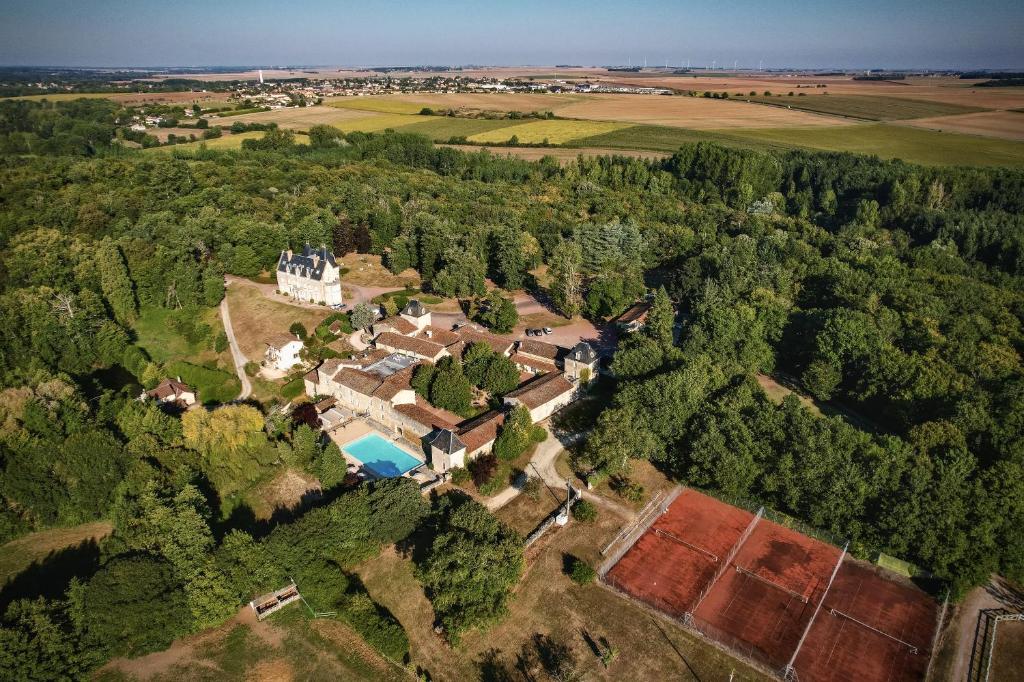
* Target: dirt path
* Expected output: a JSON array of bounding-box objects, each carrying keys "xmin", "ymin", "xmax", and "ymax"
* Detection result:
[
  {"xmin": 219, "ymin": 284, "xmax": 252, "ymax": 401},
  {"xmin": 946, "ymin": 576, "xmax": 1023, "ymax": 682}
]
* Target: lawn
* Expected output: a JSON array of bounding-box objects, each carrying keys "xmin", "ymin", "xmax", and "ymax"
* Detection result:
[
  {"xmin": 468, "ymin": 119, "xmax": 634, "ymax": 144},
  {"xmin": 132, "ymin": 305, "xmax": 227, "ymax": 366},
  {"xmin": 224, "ymin": 279, "xmax": 329, "ymax": 359},
  {"xmin": 339, "ymin": 252, "xmax": 420, "ymax": 288},
  {"xmin": 0, "ymin": 521, "xmax": 112, "ymax": 587},
  {"xmin": 743, "ymin": 94, "xmax": 987, "ymax": 121}
]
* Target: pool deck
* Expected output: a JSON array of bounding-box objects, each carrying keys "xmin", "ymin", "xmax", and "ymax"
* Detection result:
[{"xmin": 328, "ymin": 419, "xmax": 428, "ymax": 479}]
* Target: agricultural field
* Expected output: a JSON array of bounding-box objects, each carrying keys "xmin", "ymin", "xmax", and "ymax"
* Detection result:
[
  {"xmin": 553, "ymin": 93, "xmax": 851, "ymax": 129},
  {"xmin": 214, "ymin": 104, "xmax": 369, "ymax": 129},
  {"xmin": 743, "ymin": 94, "xmax": 987, "ymax": 121},
  {"xmin": 467, "ymin": 119, "xmax": 631, "ymax": 144},
  {"xmin": 397, "ymin": 116, "xmax": 525, "ymax": 140},
  {"xmin": 897, "ymin": 110, "xmax": 1024, "ymax": 141},
  {"xmin": 326, "ymin": 92, "xmax": 583, "ymax": 115},
  {"xmin": 146, "ymin": 131, "xmax": 310, "ymax": 153}
]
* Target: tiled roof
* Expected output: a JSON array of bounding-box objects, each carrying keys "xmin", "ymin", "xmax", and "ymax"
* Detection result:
[
  {"xmin": 617, "ymin": 302, "xmax": 651, "ymax": 324},
  {"xmin": 372, "ymin": 366, "xmax": 414, "ymax": 400},
  {"xmin": 456, "ymin": 410, "xmax": 505, "ymax": 453},
  {"xmin": 375, "ymin": 316, "xmax": 418, "ymax": 336},
  {"xmin": 395, "ymin": 400, "xmax": 459, "ymax": 431},
  {"xmin": 315, "ymin": 397, "xmax": 337, "ymax": 412},
  {"xmin": 517, "ymin": 338, "xmax": 563, "ymax": 361},
  {"xmin": 277, "ymin": 243, "xmax": 337, "ymax": 281},
  {"xmin": 510, "ymin": 352, "xmax": 558, "ymax": 374},
  {"xmin": 333, "ymin": 368, "xmax": 383, "ymax": 396},
  {"xmin": 420, "ymin": 326, "xmax": 460, "ymax": 347},
  {"xmin": 147, "ymin": 378, "xmax": 192, "ymax": 400},
  {"xmin": 266, "ymin": 332, "xmax": 300, "ymax": 348},
  {"xmin": 504, "ymin": 371, "xmax": 574, "ymax": 409},
  {"xmin": 375, "ymin": 332, "xmax": 446, "ymax": 359},
  {"xmin": 457, "ymin": 328, "xmax": 513, "ymax": 355}
]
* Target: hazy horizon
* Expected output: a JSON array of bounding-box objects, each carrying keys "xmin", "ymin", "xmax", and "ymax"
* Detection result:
[{"xmin": 2, "ymin": 0, "xmax": 1022, "ymax": 71}]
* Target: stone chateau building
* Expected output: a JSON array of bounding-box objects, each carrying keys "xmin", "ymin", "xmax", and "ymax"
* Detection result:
[{"xmin": 276, "ymin": 244, "xmax": 343, "ymax": 306}]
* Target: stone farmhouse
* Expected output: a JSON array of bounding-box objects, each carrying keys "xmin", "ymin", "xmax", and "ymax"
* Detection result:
[
  {"xmin": 304, "ymin": 299, "xmax": 600, "ymax": 473},
  {"xmin": 276, "ymin": 244, "xmax": 343, "ymax": 306}
]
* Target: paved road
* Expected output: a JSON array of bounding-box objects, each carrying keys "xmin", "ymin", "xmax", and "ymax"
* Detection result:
[{"xmin": 219, "ymin": 289, "xmax": 252, "ymax": 401}]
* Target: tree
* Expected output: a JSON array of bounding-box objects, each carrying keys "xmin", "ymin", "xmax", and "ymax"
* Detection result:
[
  {"xmin": 472, "ymin": 290, "xmax": 518, "ymax": 333},
  {"xmin": 350, "ymin": 302, "xmax": 376, "ymax": 330},
  {"xmin": 490, "ymin": 226, "xmax": 539, "ymax": 290},
  {"xmin": 417, "ymin": 497, "xmax": 523, "ymax": 642},
  {"xmin": 411, "ymin": 363, "xmax": 435, "ymax": 398},
  {"xmin": 568, "ymin": 556, "xmax": 596, "ymax": 584},
  {"xmin": 482, "ymin": 355, "xmax": 520, "ymax": 396},
  {"xmin": 96, "ymin": 241, "xmax": 137, "ymax": 325},
  {"xmin": 645, "ymin": 286, "xmax": 674, "ymax": 348},
  {"xmin": 289, "ymin": 322, "xmax": 307, "ymax": 340},
  {"xmin": 494, "ymin": 405, "xmax": 533, "ymax": 461},
  {"xmin": 82, "ymin": 554, "xmax": 189, "ymax": 658},
  {"xmin": 431, "ymin": 247, "xmax": 486, "ymax": 298},
  {"xmin": 548, "ymin": 241, "xmax": 583, "ymax": 318},
  {"xmin": 429, "ymin": 357, "xmax": 473, "ymax": 415}
]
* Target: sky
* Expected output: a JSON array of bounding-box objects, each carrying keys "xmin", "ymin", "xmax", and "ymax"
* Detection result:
[{"xmin": 1, "ymin": 0, "xmax": 1021, "ymax": 70}]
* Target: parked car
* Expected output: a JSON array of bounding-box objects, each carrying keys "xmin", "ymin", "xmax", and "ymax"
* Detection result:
[
  {"xmin": 542, "ymin": 327, "xmax": 553, "ymax": 335},
  {"xmin": 526, "ymin": 328, "xmax": 539, "ymax": 336}
]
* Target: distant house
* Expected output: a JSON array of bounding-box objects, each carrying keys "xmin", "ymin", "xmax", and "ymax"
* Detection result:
[
  {"xmin": 503, "ymin": 371, "xmax": 576, "ymax": 422},
  {"xmin": 615, "ymin": 302, "xmax": 652, "ymax": 332},
  {"xmin": 276, "ymin": 244, "xmax": 343, "ymax": 306},
  {"xmin": 265, "ymin": 333, "xmax": 304, "ymax": 371},
  {"xmin": 563, "ymin": 341, "xmax": 599, "ymax": 383},
  {"xmin": 146, "ymin": 377, "xmax": 196, "ymax": 407}
]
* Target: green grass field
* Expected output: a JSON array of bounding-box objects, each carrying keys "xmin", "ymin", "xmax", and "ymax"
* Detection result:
[
  {"xmin": 468, "ymin": 119, "xmax": 633, "ymax": 144},
  {"xmin": 145, "ymin": 131, "xmax": 311, "ymax": 153},
  {"xmin": 330, "ymin": 113, "xmax": 423, "ymax": 133},
  {"xmin": 743, "ymin": 95, "xmax": 987, "ymax": 121},
  {"xmin": 324, "ymin": 97, "xmax": 426, "ymax": 114},
  {"xmin": 577, "ymin": 121, "xmax": 1024, "ymax": 167}
]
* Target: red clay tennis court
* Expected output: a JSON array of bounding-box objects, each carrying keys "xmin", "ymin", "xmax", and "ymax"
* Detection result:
[
  {"xmin": 602, "ymin": 488, "xmax": 941, "ymax": 681},
  {"xmin": 691, "ymin": 518, "xmax": 843, "ymax": 668},
  {"xmin": 791, "ymin": 560, "xmax": 939, "ymax": 682},
  {"xmin": 604, "ymin": 488, "xmax": 754, "ymax": 617}
]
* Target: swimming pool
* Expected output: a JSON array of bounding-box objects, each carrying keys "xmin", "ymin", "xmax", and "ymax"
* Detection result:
[{"xmin": 342, "ymin": 433, "xmax": 423, "ymax": 478}]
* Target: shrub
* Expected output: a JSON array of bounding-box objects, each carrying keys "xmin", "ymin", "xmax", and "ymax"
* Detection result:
[
  {"xmin": 450, "ymin": 467, "xmax": 471, "ymax": 485},
  {"xmin": 610, "ymin": 476, "xmax": 644, "ymax": 503},
  {"xmin": 572, "ymin": 499, "xmax": 597, "ymax": 522},
  {"xmin": 531, "ymin": 425, "xmax": 548, "ymax": 443},
  {"xmin": 567, "ymin": 556, "xmax": 596, "ymax": 585},
  {"xmin": 337, "ymin": 592, "xmax": 409, "ymax": 662},
  {"xmin": 244, "ymin": 361, "xmax": 259, "ymax": 377},
  {"xmin": 522, "ymin": 476, "xmax": 542, "ymax": 500},
  {"xmin": 214, "ymin": 331, "xmax": 229, "ymax": 353}
]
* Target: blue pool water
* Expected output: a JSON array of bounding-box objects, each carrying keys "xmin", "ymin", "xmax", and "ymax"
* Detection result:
[{"xmin": 343, "ymin": 433, "xmax": 423, "ymax": 478}]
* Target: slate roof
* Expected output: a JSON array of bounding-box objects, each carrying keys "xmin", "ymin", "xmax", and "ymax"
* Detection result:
[
  {"xmin": 428, "ymin": 429, "xmax": 467, "ymax": 454},
  {"xmin": 517, "ymin": 338, "xmax": 563, "ymax": 361},
  {"xmin": 569, "ymin": 341, "xmax": 598, "ymax": 364},
  {"xmin": 277, "ymin": 243, "xmax": 337, "ymax": 281},
  {"xmin": 375, "ymin": 332, "xmax": 446, "ymax": 359},
  {"xmin": 402, "ymin": 299, "xmax": 428, "ymax": 318},
  {"xmin": 503, "ymin": 371, "xmax": 574, "ymax": 409}
]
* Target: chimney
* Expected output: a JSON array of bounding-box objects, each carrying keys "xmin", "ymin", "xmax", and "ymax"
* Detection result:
[
  {"xmin": 286, "ymin": 249, "xmax": 293, "ymax": 260},
  {"xmin": 425, "ymin": 329, "xmax": 433, "ymax": 339}
]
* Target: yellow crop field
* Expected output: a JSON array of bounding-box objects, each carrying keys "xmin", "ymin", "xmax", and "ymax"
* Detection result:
[
  {"xmin": 145, "ymin": 131, "xmax": 310, "ymax": 152},
  {"xmin": 468, "ymin": 119, "xmax": 634, "ymax": 144},
  {"xmin": 330, "ymin": 113, "xmax": 423, "ymax": 133},
  {"xmin": 217, "ymin": 105, "xmax": 370, "ymax": 129},
  {"xmin": 324, "ymin": 97, "xmax": 426, "ymax": 114}
]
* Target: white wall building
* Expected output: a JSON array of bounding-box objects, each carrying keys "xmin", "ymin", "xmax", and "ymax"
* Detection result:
[
  {"xmin": 276, "ymin": 244, "xmax": 343, "ymax": 306},
  {"xmin": 265, "ymin": 334, "xmax": 305, "ymax": 371}
]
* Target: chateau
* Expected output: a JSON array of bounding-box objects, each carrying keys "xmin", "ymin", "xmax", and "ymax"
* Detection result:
[{"xmin": 276, "ymin": 244, "xmax": 343, "ymax": 306}]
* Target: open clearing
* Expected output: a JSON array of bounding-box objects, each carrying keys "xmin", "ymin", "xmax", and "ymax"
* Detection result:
[
  {"xmin": 468, "ymin": 119, "xmax": 632, "ymax": 144},
  {"xmin": 554, "ymin": 93, "xmax": 852, "ymax": 129},
  {"xmin": 744, "ymin": 94, "xmax": 987, "ymax": 121},
  {"xmin": 896, "ymin": 110, "xmax": 1024, "ymax": 141},
  {"xmin": 225, "ymin": 278, "xmax": 328, "ymax": 358},
  {"xmin": 0, "ymin": 521, "xmax": 112, "ymax": 587}
]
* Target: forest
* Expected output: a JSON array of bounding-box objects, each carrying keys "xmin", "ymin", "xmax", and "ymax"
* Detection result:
[{"xmin": 1, "ymin": 97, "xmax": 1023, "ymax": 674}]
